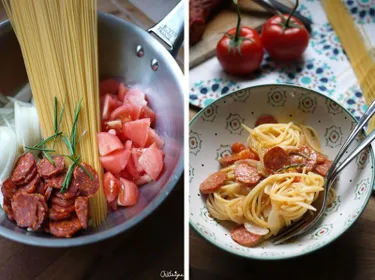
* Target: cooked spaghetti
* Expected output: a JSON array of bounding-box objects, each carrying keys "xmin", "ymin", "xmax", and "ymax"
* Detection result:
[
  {"xmin": 2, "ymin": 0, "xmax": 106, "ymax": 226},
  {"xmin": 200, "ymin": 115, "xmax": 335, "ymax": 246}
]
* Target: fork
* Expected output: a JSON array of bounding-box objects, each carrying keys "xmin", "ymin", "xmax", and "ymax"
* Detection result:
[{"xmin": 272, "ymin": 100, "xmax": 375, "ymax": 245}]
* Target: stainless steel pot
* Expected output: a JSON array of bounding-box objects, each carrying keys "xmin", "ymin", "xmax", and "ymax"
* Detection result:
[{"xmin": 0, "ymin": 2, "xmax": 184, "ymax": 247}]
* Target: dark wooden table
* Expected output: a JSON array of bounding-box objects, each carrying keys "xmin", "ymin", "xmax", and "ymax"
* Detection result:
[
  {"xmin": 0, "ymin": 1, "xmax": 184, "ymax": 279},
  {"xmin": 189, "ymin": 4, "xmax": 375, "ymax": 280}
]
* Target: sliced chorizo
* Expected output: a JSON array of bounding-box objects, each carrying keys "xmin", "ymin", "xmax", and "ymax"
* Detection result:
[
  {"xmin": 200, "ymin": 171, "xmax": 227, "ymax": 194},
  {"xmin": 231, "ymin": 142, "xmax": 246, "ymax": 153},
  {"xmin": 255, "ymin": 115, "xmax": 278, "ymax": 127},
  {"xmin": 33, "ymin": 194, "xmax": 48, "ymax": 230},
  {"xmin": 36, "ymin": 180, "xmax": 46, "ymax": 195},
  {"xmin": 1, "ymin": 179, "xmax": 17, "ymax": 201},
  {"xmin": 55, "ymin": 179, "xmax": 79, "ymax": 200},
  {"xmin": 11, "ymin": 153, "xmax": 36, "ymax": 185},
  {"xmin": 73, "ymin": 163, "xmax": 99, "ymax": 196},
  {"xmin": 51, "ymin": 203, "xmax": 75, "ymax": 214},
  {"xmin": 219, "ymin": 154, "xmax": 240, "ymax": 167},
  {"xmin": 45, "ymin": 171, "xmax": 66, "ymax": 189},
  {"xmin": 44, "ymin": 186, "xmax": 53, "ymax": 201},
  {"xmin": 219, "ymin": 149, "xmax": 258, "ymax": 167},
  {"xmin": 231, "ymin": 225, "xmax": 264, "ymax": 247},
  {"xmin": 51, "ymin": 195, "xmax": 75, "ymax": 207},
  {"xmin": 37, "ymin": 156, "xmax": 65, "ymax": 178},
  {"xmin": 18, "ymin": 174, "xmax": 40, "ymax": 194},
  {"xmin": 49, "ymin": 208, "xmax": 72, "ymax": 221},
  {"xmin": 298, "ymin": 145, "xmax": 317, "ymax": 171},
  {"xmin": 317, "ymin": 153, "xmax": 326, "ymax": 164},
  {"xmin": 75, "ymin": 196, "xmax": 89, "ymax": 229},
  {"xmin": 234, "ymin": 164, "xmax": 261, "ymax": 186},
  {"xmin": 11, "ymin": 192, "xmax": 38, "ymax": 228},
  {"xmin": 263, "ymin": 146, "xmax": 289, "ymax": 172},
  {"xmin": 3, "ymin": 198, "xmax": 14, "ymax": 221},
  {"xmin": 49, "ymin": 217, "xmax": 82, "ymax": 238},
  {"xmin": 314, "ymin": 159, "xmax": 332, "ymax": 176}
]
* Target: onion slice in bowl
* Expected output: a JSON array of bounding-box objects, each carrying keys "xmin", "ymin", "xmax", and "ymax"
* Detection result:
[
  {"xmin": 244, "ymin": 221, "xmax": 270, "ymax": 236},
  {"xmin": 0, "ymin": 126, "xmax": 18, "ymax": 182}
]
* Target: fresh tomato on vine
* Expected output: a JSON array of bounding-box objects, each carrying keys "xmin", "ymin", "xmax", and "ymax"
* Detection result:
[
  {"xmin": 216, "ymin": 0, "xmax": 263, "ymax": 76},
  {"xmin": 261, "ymin": 0, "xmax": 309, "ymax": 61}
]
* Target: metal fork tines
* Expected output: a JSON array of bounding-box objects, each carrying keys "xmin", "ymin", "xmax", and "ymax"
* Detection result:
[{"xmin": 271, "ymin": 99, "xmax": 375, "ymax": 245}]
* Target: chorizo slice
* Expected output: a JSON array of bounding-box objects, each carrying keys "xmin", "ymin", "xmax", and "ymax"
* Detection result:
[
  {"xmin": 314, "ymin": 159, "xmax": 332, "ymax": 176},
  {"xmin": 11, "ymin": 153, "xmax": 36, "ymax": 185},
  {"xmin": 231, "ymin": 142, "xmax": 246, "ymax": 153},
  {"xmin": 200, "ymin": 171, "xmax": 227, "ymax": 194},
  {"xmin": 44, "ymin": 186, "xmax": 53, "ymax": 202},
  {"xmin": 231, "ymin": 225, "xmax": 264, "ymax": 247},
  {"xmin": 33, "ymin": 194, "xmax": 48, "ymax": 230},
  {"xmin": 51, "ymin": 195, "xmax": 75, "ymax": 207},
  {"xmin": 51, "ymin": 203, "xmax": 75, "ymax": 214},
  {"xmin": 73, "ymin": 163, "xmax": 99, "ymax": 196},
  {"xmin": 49, "ymin": 217, "xmax": 82, "ymax": 238},
  {"xmin": 263, "ymin": 146, "xmax": 289, "ymax": 172},
  {"xmin": 1, "ymin": 179, "xmax": 17, "ymax": 201},
  {"xmin": 36, "ymin": 180, "xmax": 46, "ymax": 195},
  {"xmin": 234, "ymin": 164, "xmax": 261, "ymax": 186},
  {"xmin": 317, "ymin": 153, "xmax": 326, "ymax": 164},
  {"xmin": 255, "ymin": 115, "xmax": 278, "ymax": 127},
  {"xmin": 55, "ymin": 179, "xmax": 79, "ymax": 200},
  {"xmin": 11, "ymin": 192, "xmax": 38, "ymax": 228},
  {"xmin": 37, "ymin": 156, "xmax": 65, "ymax": 178},
  {"xmin": 18, "ymin": 174, "xmax": 40, "ymax": 194},
  {"xmin": 45, "ymin": 171, "xmax": 66, "ymax": 189},
  {"xmin": 298, "ymin": 145, "xmax": 317, "ymax": 171},
  {"xmin": 219, "ymin": 154, "xmax": 240, "ymax": 167},
  {"xmin": 49, "ymin": 208, "xmax": 72, "ymax": 221},
  {"xmin": 3, "ymin": 198, "xmax": 14, "ymax": 221},
  {"xmin": 219, "ymin": 149, "xmax": 258, "ymax": 167},
  {"xmin": 75, "ymin": 196, "xmax": 89, "ymax": 229}
]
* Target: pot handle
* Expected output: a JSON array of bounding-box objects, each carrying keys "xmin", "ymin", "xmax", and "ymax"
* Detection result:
[{"xmin": 147, "ymin": 1, "xmax": 184, "ymax": 58}]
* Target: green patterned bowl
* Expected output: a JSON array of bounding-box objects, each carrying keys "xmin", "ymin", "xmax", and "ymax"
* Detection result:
[{"xmin": 189, "ymin": 84, "xmax": 374, "ymax": 260}]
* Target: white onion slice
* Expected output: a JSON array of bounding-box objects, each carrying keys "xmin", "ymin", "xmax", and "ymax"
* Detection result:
[
  {"xmin": 268, "ymin": 209, "xmax": 281, "ymax": 236},
  {"xmin": 0, "ymin": 126, "xmax": 18, "ymax": 183},
  {"xmin": 14, "ymin": 101, "xmax": 41, "ymax": 152},
  {"xmin": 244, "ymin": 221, "xmax": 270, "ymax": 236}
]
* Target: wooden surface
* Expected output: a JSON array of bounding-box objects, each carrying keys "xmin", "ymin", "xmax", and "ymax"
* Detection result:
[{"xmin": 0, "ymin": 1, "xmax": 183, "ymax": 280}]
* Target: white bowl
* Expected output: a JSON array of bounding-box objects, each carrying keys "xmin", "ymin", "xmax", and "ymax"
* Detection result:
[{"xmin": 189, "ymin": 84, "xmax": 374, "ymax": 260}]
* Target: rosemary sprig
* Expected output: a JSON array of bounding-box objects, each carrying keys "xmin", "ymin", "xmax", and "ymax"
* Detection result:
[
  {"xmin": 24, "ymin": 146, "xmax": 55, "ymax": 152},
  {"xmin": 43, "ymin": 151, "xmax": 55, "ymax": 166},
  {"xmin": 78, "ymin": 163, "xmax": 94, "ymax": 180},
  {"xmin": 276, "ymin": 164, "xmax": 306, "ymax": 173},
  {"xmin": 70, "ymin": 99, "xmax": 83, "ymax": 156},
  {"xmin": 60, "ymin": 155, "xmax": 81, "ymax": 193}
]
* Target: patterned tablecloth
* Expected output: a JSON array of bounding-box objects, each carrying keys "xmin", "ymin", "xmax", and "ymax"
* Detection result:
[{"xmin": 189, "ymin": 0, "xmax": 375, "ymax": 123}]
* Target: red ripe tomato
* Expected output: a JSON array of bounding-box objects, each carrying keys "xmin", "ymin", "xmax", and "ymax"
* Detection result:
[
  {"xmin": 261, "ymin": 14, "xmax": 309, "ymax": 61},
  {"xmin": 216, "ymin": 27, "xmax": 264, "ymax": 76},
  {"xmin": 103, "ymin": 172, "xmax": 121, "ymax": 203}
]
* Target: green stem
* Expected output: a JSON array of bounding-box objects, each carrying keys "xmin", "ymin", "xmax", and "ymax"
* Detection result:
[
  {"xmin": 25, "ymin": 146, "xmax": 55, "ymax": 152},
  {"xmin": 234, "ymin": 0, "xmax": 241, "ymax": 42},
  {"xmin": 285, "ymin": 0, "xmax": 299, "ymax": 27}
]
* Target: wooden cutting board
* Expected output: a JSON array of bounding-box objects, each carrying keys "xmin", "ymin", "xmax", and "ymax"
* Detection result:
[{"xmin": 189, "ymin": 0, "xmax": 293, "ymax": 69}]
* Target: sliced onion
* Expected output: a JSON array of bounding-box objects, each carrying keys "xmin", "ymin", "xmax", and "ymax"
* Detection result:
[
  {"xmin": 14, "ymin": 101, "xmax": 41, "ymax": 152},
  {"xmin": 0, "ymin": 126, "xmax": 18, "ymax": 182},
  {"xmin": 268, "ymin": 209, "xmax": 282, "ymax": 235},
  {"xmin": 244, "ymin": 221, "xmax": 269, "ymax": 236}
]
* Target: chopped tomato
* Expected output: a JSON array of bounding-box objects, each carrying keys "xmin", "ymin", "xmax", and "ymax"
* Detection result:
[
  {"xmin": 117, "ymin": 178, "xmax": 139, "ymax": 206},
  {"xmin": 108, "ymin": 200, "xmax": 118, "ymax": 211},
  {"xmin": 118, "ymin": 83, "xmax": 129, "ymax": 102},
  {"xmin": 134, "ymin": 174, "xmax": 152, "ymax": 186},
  {"xmin": 145, "ymin": 128, "xmax": 165, "ymax": 149},
  {"xmin": 124, "ymin": 88, "xmax": 147, "ymax": 108},
  {"xmin": 139, "ymin": 143, "xmax": 164, "ymax": 180},
  {"xmin": 125, "ymin": 157, "xmax": 142, "ymax": 179},
  {"xmin": 100, "ymin": 148, "xmax": 131, "ymax": 174},
  {"xmin": 97, "ymin": 132, "xmax": 124, "ymax": 156},
  {"xmin": 110, "ymin": 104, "xmax": 140, "ymax": 123},
  {"xmin": 140, "ymin": 106, "xmax": 156, "ymax": 126},
  {"xmin": 103, "ymin": 119, "xmax": 122, "ymax": 132},
  {"xmin": 132, "ymin": 148, "xmax": 145, "ymax": 173},
  {"xmin": 231, "ymin": 142, "xmax": 246, "ymax": 153},
  {"xmin": 119, "ymin": 168, "xmax": 133, "ymax": 181},
  {"xmin": 100, "ymin": 79, "xmax": 120, "ymax": 95},
  {"xmin": 103, "ymin": 172, "xmax": 121, "ymax": 203},
  {"xmin": 102, "ymin": 94, "xmax": 122, "ymax": 120},
  {"xmin": 122, "ymin": 118, "xmax": 151, "ymax": 147}
]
